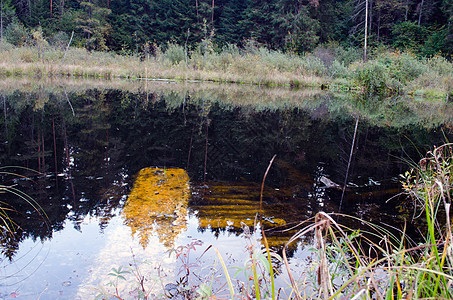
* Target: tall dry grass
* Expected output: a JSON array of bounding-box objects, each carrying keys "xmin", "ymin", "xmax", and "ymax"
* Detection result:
[
  {"xmin": 281, "ymin": 143, "xmax": 453, "ymax": 299},
  {"xmin": 0, "ymin": 43, "xmax": 326, "ymax": 87},
  {"xmin": 0, "ymin": 43, "xmax": 451, "ymax": 97}
]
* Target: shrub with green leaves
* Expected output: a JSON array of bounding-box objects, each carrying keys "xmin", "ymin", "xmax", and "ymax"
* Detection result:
[
  {"xmin": 5, "ymin": 21, "xmax": 28, "ymax": 47},
  {"xmin": 388, "ymin": 53, "xmax": 427, "ymax": 85},
  {"xmin": 50, "ymin": 31, "xmax": 70, "ymax": 50},
  {"xmin": 221, "ymin": 43, "xmax": 240, "ymax": 56},
  {"xmin": 329, "ymin": 60, "xmax": 350, "ymax": 79},
  {"xmin": 426, "ymin": 55, "xmax": 453, "ymax": 76},
  {"xmin": 259, "ymin": 49, "xmax": 302, "ymax": 72},
  {"xmin": 421, "ymin": 28, "xmax": 449, "ymax": 57},
  {"xmin": 339, "ymin": 48, "xmax": 362, "ymax": 66},
  {"xmin": 400, "ymin": 144, "xmax": 453, "ymax": 299},
  {"xmin": 313, "ymin": 47, "xmax": 335, "ymax": 68},
  {"xmin": 353, "ymin": 60, "xmax": 391, "ymax": 94},
  {"xmin": 391, "ymin": 21, "xmax": 429, "ymax": 53},
  {"xmin": 301, "ymin": 55, "xmax": 328, "ymax": 76},
  {"xmin": 163, "ymin": 43, "xmax": 186, "ymax": 65}
]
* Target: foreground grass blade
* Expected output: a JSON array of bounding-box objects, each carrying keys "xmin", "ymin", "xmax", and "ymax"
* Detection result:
[
  {"xmin": 212, "ymin": 246, "xmax": 235, "ymax": 298},
  {"xmin": 262, "ymin": 230, "xmax": 275, "ymax": 300}
]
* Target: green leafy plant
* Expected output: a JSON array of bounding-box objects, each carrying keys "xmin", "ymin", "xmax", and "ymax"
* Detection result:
[
  {"xmin": 105, "ymin": 266, "xmax": 130, "ymax": 299},
  {"xmin": 95, "ymin": 253, "xmax": 155, "ymax": 300}
]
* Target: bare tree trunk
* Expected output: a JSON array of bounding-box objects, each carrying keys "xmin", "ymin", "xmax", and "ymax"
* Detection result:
[
  {"xmin": 50, "ymin": 0, "xmax": 52, "ymax": 17},
  {"xmin": 41, "ymin": 128, "xmax": 45, "ymax": 169},
  {"xmin": 377, "ymin": 12, "xmax": 380, "ymax": 40},
  {"xmin": 145, "ymin": 50, "xmax": 149, "ymax": 102},
  {"xmin": 204, "ymin": 123, "xmax": 208, "ymax": 184},
  {"xmin": 106, "ymin": 128, "xmax": 109, "ymax": 165},
  {"xmin": 195, "ymin": 0, "xmax": 199, "ymax": 19},
  {"xmin": 405, "ymin": 0, "xmax": 409, "ymax": 21},
  {"xmin": 186, "ymin": 128, "xmax": 194, "ymax": 171},
  {"xmin": 418, "ymin": 0, "xmax": 424, "ymax": 25},
  {"xmin": 63, "ymin": 120, "xmax": 76, "ymax": 201},
  {"xmin": 52, "ymin": 116, "xmax": 58, "ymax": 188},
  {"xmin": 31, "ymin": 115, "xmax": 34, "ymax": 170},
  {"xmin": 3, "ymin": 95, "xmax": 6, "ymax": 137},
  {"xmin": 211, "ymin": 0, "xmax": 214, "ymax": 24},
  {"xmin": 184, "ymin": 28, "xmax": 189, "ymax": 64},
  {"xmin": 38, "ymin": 130, "xmax": 41, "ymax": 172},
  {"xmin": 61, "ymin": 31, "xmax": 74, "ymax": 65},
  {"xmin": 339, "ymin": 117, "xmax": 359, "ymax": 212},
  {"xmin": 63, "ymin": 120, "xmax": 70, "ymax": 172},
  {"xmin": 364, "ymin": 0, "xmax": 368, "ymax": 61},
  {"xmin": 1, "ymin": 0, "xmax": 3, "ymax": 44},
  {"xmin": 88, "ymin": 0, "xmax": 92, "ymax": 39}
]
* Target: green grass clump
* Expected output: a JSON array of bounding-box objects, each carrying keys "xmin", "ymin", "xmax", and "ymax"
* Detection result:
[
  {"xmin": 279, "ymin": 143, "xmax": 453, "ymax": 299},
  {"xmin": 352, "ymin": 60, "xmax": 394, "ymax": 94},
  {"xmin": 399, "ymin": 143, "xmax": 453, "ymax": 298},
  {"xmin": 347, "ymin": 50, "xmax": 452, "ymax": 97},
  {"xmin": 387, "ymin": 52, "xmax": 427, "ymax": 84}
]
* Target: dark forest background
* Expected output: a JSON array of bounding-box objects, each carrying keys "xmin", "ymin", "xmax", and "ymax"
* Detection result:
[{"xmin": 0, "ymin": 0, "xmax": 452, "ymax": 57}]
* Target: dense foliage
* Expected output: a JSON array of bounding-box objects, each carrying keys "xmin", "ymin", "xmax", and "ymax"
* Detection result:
[{"xmin": 0, "ymin": 0, "xmax": 451, "ymax": 57}]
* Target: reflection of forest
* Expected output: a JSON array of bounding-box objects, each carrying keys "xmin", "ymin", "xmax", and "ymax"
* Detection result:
[
  {"xmin": 122, "ymin": 167, "xmax": 190, "ymax": 249},
  {"xmin": 0, "ymin": 85, "xmax": 452, "ymax": 257}
]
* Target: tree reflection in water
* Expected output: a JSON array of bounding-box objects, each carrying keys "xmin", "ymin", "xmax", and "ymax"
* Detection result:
[
  {"xmin": 122, "ymin": 167, "xmax": 190, "ymax": 249},
  {"xmin": 0, "ymin": 83, "xmax": 452, "ymax": 298}
]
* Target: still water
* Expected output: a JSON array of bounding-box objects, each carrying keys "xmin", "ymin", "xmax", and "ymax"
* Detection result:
[{"xmin": 0, "ymin": 80, "xmax": 452, "ymax": 299}]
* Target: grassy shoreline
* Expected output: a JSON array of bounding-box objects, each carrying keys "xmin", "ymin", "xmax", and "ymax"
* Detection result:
[
  {"xmin": 1, "ymin": 44, "xmax": 451, "ymax": 98},
  {"xmin": 0, "ymin": 45, "xmax": 325, "ymax": 88}
]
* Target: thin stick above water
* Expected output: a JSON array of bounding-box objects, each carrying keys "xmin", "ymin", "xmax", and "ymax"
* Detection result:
[
  {"xmin": 60, "ymin": 30, "xmax": 74, "ymax": 65},
  {"xmin": 260, "ymin": 154, "xmax": 277, "ymax": 211},
  {"xmin": 61, "ymin": 84, "xmax": 75, "ymax": 116},
  {"xmin": 340, "ymin": 117, "xmax": 359, "ymax": 211}
]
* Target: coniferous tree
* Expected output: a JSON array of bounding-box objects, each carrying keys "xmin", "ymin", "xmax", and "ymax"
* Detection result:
[
  {"xmin": 243, "ymin": 0, "xmax": 274, "ymax": 47},
  {"xmin": 74, "ymin": 0, "xmax": 111, "ymax": 50},
  {"xmin": 0, "ymin": 0, "xmax": 16, "ymax": 43},
  {"xmin": 0, "ymin": 0, "xmax": 449, "ymax": 57},
  {"xmin": 271, "ymin": 0, "xmax": 320, "ymax": 53},
  {"xmin": 314, "ymin": 0, "xmax": 352, "ymax": 43},
  {"xmin": 215, "ymin": 0, "xmax": 247, "ymax": 46}
]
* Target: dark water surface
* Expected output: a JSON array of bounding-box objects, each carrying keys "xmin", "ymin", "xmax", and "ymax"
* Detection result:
[{"xmin": 0, "ymin": 81, "xmax": 452, "ymax": 299}]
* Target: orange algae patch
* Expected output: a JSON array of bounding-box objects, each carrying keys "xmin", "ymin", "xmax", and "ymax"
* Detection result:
[
  {"xmin": 190, "ymin": 181, "xmax": 297, "ymax": 248},
  {"xmin": 192, "ymin": 182, "xmax": 288, "ymax": 229},
  {"xmin": 122, "ymin": 167, "xmax": 190, "ymax": 249}
]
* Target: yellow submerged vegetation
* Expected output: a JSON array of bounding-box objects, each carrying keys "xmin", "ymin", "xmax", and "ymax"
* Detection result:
[
  {"xmin": 191, "ymin": 182, "xmax": 290, "ymax": 248},
  {"xmin": 122, "ymin": 167, "xmax": 190, "ymax": 249}
]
